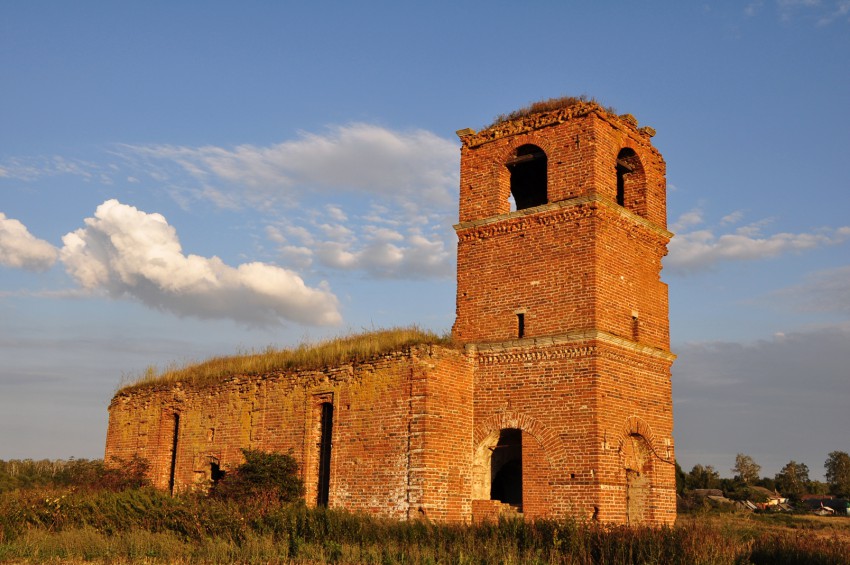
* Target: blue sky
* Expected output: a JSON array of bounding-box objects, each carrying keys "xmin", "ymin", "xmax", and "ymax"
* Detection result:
[{"xmin": 1, "ymin": 1, "xmax": 848, "ymax": 481}]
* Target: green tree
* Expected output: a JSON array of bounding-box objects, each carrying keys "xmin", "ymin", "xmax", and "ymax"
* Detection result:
[
  {"xmin": 825, "ymin": 451, "xmax": 850, "ymax": 497},
  {"xmin": 674, "ymin": 461, "xmax": 687, "ymax": 495},
  {"xmin": 732, "ymin": 453, "xmax": 761, "ymax": 485},
  {"xmin": 774, "ymin": 460, "xmax": 810, "ymax": 500},
  {"xmin": 686, "ymin": 464, "xmax": 720, "ymax": 490}
]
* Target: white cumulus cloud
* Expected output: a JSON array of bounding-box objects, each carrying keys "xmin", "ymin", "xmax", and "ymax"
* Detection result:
[
  {"xmin": 0, "ymin": 213, "xmax": 59, "ymax": 271},
  {"xmin": 59, "ymin": 199, "xmax": 341, "ymax": 327},
  {"xmin": 666, "ymin": 209, "xmax": 850, "ymax": 274}
]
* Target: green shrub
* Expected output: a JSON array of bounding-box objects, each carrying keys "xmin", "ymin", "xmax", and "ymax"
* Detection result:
[{"xmin": 210, "ymin": 449, "xmax": 304, "ymax": 506}]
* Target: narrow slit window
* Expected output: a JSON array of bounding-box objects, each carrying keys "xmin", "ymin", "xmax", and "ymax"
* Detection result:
[
  {"xmin": 168, "ymin": 414, "xmax": 180, "ymax": 495},
  {"xmin": 517, "ymin": 313, "xmax": 525, "ymax": 338},
  {"xmin": 632, "ymin": 315, "xmax": 639, "ymax": 342}
]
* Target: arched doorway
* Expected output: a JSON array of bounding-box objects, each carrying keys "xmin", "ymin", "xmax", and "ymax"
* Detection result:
[
  {"xmin": 472, "ymin": 427, "xmax": 523, "ymax": 512},
  {"xmin": 622, "ymin": 433, "xmax": 652, "ymax": 524},
  {"xmin": 490, "ymin": 428, "xmax": 522, "ymax": 508}
]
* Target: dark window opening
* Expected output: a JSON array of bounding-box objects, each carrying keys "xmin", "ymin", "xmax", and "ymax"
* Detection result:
[
  {"xmin": 632, "ymin": 315, "xmax": 639, "ymax": 342},
  {"xmin": 168, "ymin": 414, "xmax": 180, "ymax": 495},
  {"xmin": 616, "ymin": 162, "xmax": 633, "ymax": 207},
  {"xmin": 490, "ymin": 428, "xmax": 522, "ymax": 509},
  {"xmin": 210, "ymin": 461, "xmax": 225, "ymax": 486},
  {"xmin": 616, "ymin": 148, "xmax": 641, "ymax": 208},
  {"xmin": 317, "ymin": 402, "xmax": 334, "ymax": 507},
  {"xmin": 507, "ymin": 145, "xmax": 547, "ymax": 210},
  {"xmin": 517, "ymin": 313, "xmax": 525, "ymax": 338}
]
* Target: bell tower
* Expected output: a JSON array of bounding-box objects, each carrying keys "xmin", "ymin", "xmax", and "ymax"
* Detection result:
[{"xmin": 454, "ymin": 99, "xmax": 676, "ymax": 525}]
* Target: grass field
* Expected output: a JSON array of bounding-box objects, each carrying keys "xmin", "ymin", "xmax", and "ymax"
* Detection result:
[{"xmin": 2, "ymin": 483, "xmax": 849, "ymax": 564}]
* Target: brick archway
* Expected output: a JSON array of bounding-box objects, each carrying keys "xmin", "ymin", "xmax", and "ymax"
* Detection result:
[
  {"xmin": 487, "ymin": 134, "xmax": 559, "ymax": 215},
  {"xmin": 472, "ymin": 410, "xmax": 561, "ymax": 508},
  {"xmin": 618, "ymin": 416, "xmax": 658, "ymax": 453},
  {"xmin": 473, "ymin": 410, "xmax": 561, "ymax": 458}
]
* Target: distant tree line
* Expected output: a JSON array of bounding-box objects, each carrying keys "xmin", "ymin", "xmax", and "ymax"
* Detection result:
[{"xmin": 676, "ymin": 450, "xmax": 850, "ymax": 504}]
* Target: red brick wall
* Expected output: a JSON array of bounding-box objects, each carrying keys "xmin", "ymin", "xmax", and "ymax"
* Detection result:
[
  {"xmin": 457, "ymin": 103, "xmax": 676, "ymax": 525},
  {"xmin": 106, "ymin": 347, "xmax": 473, "ymax": 521},
  {"xmin": 416, "ymin": 353, "xmax": 475, "ymax": 521}
]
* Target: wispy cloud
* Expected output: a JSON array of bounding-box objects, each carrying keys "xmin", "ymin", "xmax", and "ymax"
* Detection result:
[
  {"xmin": 744, "ymin": 1, "xmax": 765, "ymax": 17},
  {"xmin": 748, "ymin": 0, "xmax": 850, "ymax": 24},
  {"xmin": 116, "ymin": 123, "xmax": 460, "ymax": 280},
  {"xmin": 773, "ymin": 265, "xmax": 850, "ymax": 315},
  {"xmin": 60, "ymin": 199, "xmax": 341, "ymax": 327},
  {"xmin": 267, "ymin": 200, "xmax": 455, "ymax": 279},
  {"xmin": 666, "ymin": 208, "xmax": 850, "ymax": 274},
  {"xmin": 0, "ymin": 156, "xmax": 105, "ymax": 182},
  {"xmin": 120, "ymin": 123, "xmax": 459, "ymax": 209},
  {"xmin": 817, "ymin": 0, "xmax": 850, "ymax": 24},
  {"xmin": 0, "ymin": 213, "xmax": 59, "ymax": 271}
]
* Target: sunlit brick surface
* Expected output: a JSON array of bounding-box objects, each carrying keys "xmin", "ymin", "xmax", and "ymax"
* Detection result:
[{"xmin": 106, "ymin": 102, "xmax": 675, "ymax": 525}]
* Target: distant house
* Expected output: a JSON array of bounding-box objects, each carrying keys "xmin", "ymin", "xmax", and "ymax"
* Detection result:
[
  {"xmin": 803, "ymin": 496, "xmax": 850, "ymax": 516},
  {"xmin": 750, "ymin": 486, "xmax": 787, "ymax": 507}
]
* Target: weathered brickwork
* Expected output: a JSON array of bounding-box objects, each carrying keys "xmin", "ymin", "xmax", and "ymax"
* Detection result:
[
  {"xmin": 105, "ymin": 101, "xmax": 676, "ymax": 525},
  {"xmin": 106, "ymin": 347, "xmax": 474, "ymax": 520}
]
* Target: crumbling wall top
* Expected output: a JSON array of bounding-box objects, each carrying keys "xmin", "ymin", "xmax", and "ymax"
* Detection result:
[{"xmin": 457, "ymin": 99, "xmax": 656, "ymax": 149}]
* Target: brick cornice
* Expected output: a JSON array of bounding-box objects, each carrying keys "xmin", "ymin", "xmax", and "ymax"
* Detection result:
[
  {"xmin": 454, "ymin": 192, "xmax": 672, "ymax": 241},
  {"xmin": 466, "ymin": 329, "xmax": 676, "ymax": 364}
]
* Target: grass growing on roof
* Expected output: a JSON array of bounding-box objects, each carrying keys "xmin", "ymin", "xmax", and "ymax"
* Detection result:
[
  {"xmin": 118, "ymin": 326, "xmax": 452, "ymax": 393},
  {"xmin": 487, "ymin": 94, "xmax": 618, "ymax": 128}
]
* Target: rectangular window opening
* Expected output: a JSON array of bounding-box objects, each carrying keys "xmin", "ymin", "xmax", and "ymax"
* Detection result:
[
  {"xmin": 317, "ymin": 402, "xmax": 334, "ymax": 507},
  {"xmin": 517, "ymin": 313, "xmax": 525, "ymax": 339}
]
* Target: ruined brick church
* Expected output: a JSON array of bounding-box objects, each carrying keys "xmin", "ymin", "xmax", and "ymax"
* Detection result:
[{"xmin": 105, "ymin": 100, "xmax": 676, "ymax": 525}]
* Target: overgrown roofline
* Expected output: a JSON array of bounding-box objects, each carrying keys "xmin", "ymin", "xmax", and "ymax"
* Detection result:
[
  {"xmin": 117, "ymin": 326, "xmax": 453, "ymax": 395},
  {"xmin": 486, "ymin": 95, "xmax": 617, "ymax": 129}
]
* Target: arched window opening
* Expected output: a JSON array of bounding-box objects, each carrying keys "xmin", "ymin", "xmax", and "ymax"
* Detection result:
[
  {"xmin": 616, "ymin": 148, "xmax": 637, "ymax": 206},
  {"xmin": 490, "ymin": 428, "xmax": 522, "ymax": 509},
  {"xmin": 616, "ymin": 148, "xmax": 646, "ymax": 215},
  {"xmin": 507, "ymin": 145, "xmax": 547, "ymax": 210}
]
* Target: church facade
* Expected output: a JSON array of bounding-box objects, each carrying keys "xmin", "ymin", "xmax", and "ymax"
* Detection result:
[{"xmin": 105, "ymin": 100, "xmax": 676, "ymax": 525}]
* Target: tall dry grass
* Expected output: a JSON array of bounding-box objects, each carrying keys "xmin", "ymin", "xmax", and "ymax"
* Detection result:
[
  {"xmin": 3, "ymin": 482, "xmax": 849, "ymax": 564},
  {"xmin": 118, "ymin": 326, "xmax": 452, "ymax": 393}
]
